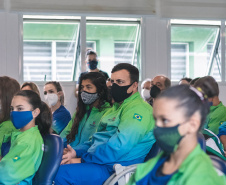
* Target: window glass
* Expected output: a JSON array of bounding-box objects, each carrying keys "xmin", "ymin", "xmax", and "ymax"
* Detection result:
[
  {"xmin": 86, "ymin": 18, "xmax": 141, "ymax": 78},
  {"xmin": 171, "ymin": 21, "xmax": 221, "ymax": 81},
  {"xmin": 23, "ymin": 16, "xmax": 80, "ymax": 81}
]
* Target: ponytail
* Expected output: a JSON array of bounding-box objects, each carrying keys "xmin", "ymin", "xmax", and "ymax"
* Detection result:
[{"xmin": 35, "ymin": 101, "xmax": 52, "ymax": 136}]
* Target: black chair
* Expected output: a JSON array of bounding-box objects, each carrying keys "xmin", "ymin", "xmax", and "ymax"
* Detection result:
[
  {"xmin": 32, "ymin": 134, "xmax": 64, "ymax": 185},
  {"xmin": 209, "ymin": 155, "xmax": 226, "ymax": 176}
]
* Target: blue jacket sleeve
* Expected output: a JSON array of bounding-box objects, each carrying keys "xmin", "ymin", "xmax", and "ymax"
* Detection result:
[
  {"xmin": 75, "ymin": 140, "xmax": 92, "ymax": 157},
  {"xmin": 81, "ymin": 105, "xmax": 155, "ymax": 164},
  {"xmin": 218, "ymin": 122, "xmax": 226, "ymax": 137}
]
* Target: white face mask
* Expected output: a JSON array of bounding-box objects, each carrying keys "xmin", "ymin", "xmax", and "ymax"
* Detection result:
[
  {"xmin": 44, "ymin": 93, "xmax": 58, "ymax": 107},
  {"xmin": 141, "ymin": 89, "xmax": 151, "ymax": 100}
]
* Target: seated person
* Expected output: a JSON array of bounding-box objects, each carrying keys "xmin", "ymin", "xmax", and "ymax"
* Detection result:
[
  {"xmin": 0, "ymin": 90, "xmax": 51, "ymax": 184},
  {"xmin": 179, "ymin": 77, "xmax": 192, "ymax": 85},
  {"xmin": 54, "ymin": 63, "xmax": 156, "ymax": 185},
  {"xmin": 75, "ymin": 49, "xmax": 109, "ymax": 97},
  {"xmin": 44, "ymin": 81, "xmax": 71, "ymax": 134},
  {"xmin": 127, "ymin": 85, "xmax": 225, "ymax": 185},
  {"xmin": 190, "ymin": 77, "xmax": 200, "ymax": 87},
  {"xmin": 21, "ymin": 82, "xmax": 40, "ymax": 96},
  {"xmin": 60, "ymin": 72, "xmax": 112, "ymax": 149},
  {"xmin": 149, "ymin": 75, "xmax": 171, "ymax": 106},
  {"xmin": 194, "ymin": 76, "xmax": 226, "ymax": 135},
  {"xmin": 141, "ymin": 78, "xmax": 152, "ymax": 102},
  {"xmin": 0, "ymin": 76, "xmax": 20, "ymax": 157},
  {"xmin": 219, "ymin": 122, "xmax": 226, "ymax": 154}
]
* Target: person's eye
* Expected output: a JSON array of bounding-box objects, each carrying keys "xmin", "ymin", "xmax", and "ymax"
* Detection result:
[
  {"xmin": 10, "ymin": 107, "xmax": 13, "ymax": 111},
  {"xmin": 162, "ymin": 118, "xmax": 169, "ymax": 125},
  {"xmin": 18, "ymin": 108, "xmax": 23, "ymax": 111},
  {"xmin": 49, "ymin": 90, "xmax": 54, "ymax": 93}
]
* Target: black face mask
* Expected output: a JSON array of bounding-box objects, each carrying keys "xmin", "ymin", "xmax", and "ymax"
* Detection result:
[
  {"xmin": 150, "ymin": 85, "xmax": 161, "ymax": 98},
  {"xmin": 88, "ymin": 60, "xmax": 98, "ymax": 70},
  {"xmin": 111, "ymin": 83, "xmax": 133, "ymax": 103}
]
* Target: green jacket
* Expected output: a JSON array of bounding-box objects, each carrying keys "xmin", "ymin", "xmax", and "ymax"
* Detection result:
[
  {"xmin": 79, "ymin": 92, "xmax": 156, "ymax": 165},
  {"xmin": 0, "ymin": 126, "xmax": 43, "ymax": 185},
  {"xmin": 205, "ymin": 102, "xmax": 226, "ymax": 135},
  {"xmin": 127, "ymin": 144, "xmax": 226, "ymax": 185},
  {"xmin": 0, "ymin": 120, "xmax": 17, "ymax": 156},
  {"xmin": 60, "ymin": 102, "xmax": 111, "ymax": 149}
]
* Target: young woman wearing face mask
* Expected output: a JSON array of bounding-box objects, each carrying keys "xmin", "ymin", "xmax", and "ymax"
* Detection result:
[
  {"xmin": 44, "ymin": 81, "xmax": 71, "ymax": 134},
  {"xmin": 127, "ymin": 85, "xmax": 225, "ymax": 185},
  {"xmin": 60, "ymin": 72, "xmax": 112, "ymax": 158},
  {"xmin": 0, "ymin": 76, "xmax": 20, "ymax": 157},
  {"xmin": 0, "ymin": 90, "xmax": 52, "ymax": 184}
]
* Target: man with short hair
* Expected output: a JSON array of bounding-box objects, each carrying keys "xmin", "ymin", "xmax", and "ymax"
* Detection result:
[
  {"xmin": 54, "ymin": 63, "xmax": 156, "ymax": 185},
  {"xmin": 75, "ymin": 49, "xmax": 109, "ymax": 97},
  {"xmin": 179, "ymin": 77, "xmax": 192, "ymax": 85},
  {"xmin": 151, "ymin": 75, "xmax": 171, "ymax": 91},
  {"xmin": 148, "ymin": 75, "xmax": 171, "ymax": 106}
]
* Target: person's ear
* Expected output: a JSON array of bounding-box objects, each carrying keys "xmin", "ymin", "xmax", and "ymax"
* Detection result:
[
  {"xmin": 208, "ymin": 97, "xmax": 213, "ymax": 102},
  {"xmin": 58, "ymin": 91, "xmax": 63, "ymax": 97},
  {"xmin": 132, "ymin": 82, "xmax": 138, "ymax": 90},
  {"xmin": 33, "ymin": 108, "xmax": 40, "ymax": 118},
  {"xmin": 178, "ymin": 112, "xmax": 200, "ymax": 136},
  {"xmin": 186, "ymin": 112, "xmax": 201, "ymax": 134}
]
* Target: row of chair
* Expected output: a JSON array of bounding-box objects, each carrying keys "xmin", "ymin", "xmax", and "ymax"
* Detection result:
[{"xmin": 7, "ymin": 132, "xmax": 225, "ymax": 185}]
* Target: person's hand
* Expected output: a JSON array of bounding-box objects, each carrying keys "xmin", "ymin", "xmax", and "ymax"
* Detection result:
[
  {"xmin": 63, "ymin": 158, "xmax": 81, "ymax": 165},
  {"xmin": 63, "ymin": 148, "xmax": 69, "ymax": 155},
  {"xmin": 61, "ymin": 145, "xmax": 77, "ymax": 165}
]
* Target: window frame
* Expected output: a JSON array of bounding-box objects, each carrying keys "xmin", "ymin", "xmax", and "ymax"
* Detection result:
[{"xmin": 22, "ymin": 15, "xmax": 142, "ymax": 83}]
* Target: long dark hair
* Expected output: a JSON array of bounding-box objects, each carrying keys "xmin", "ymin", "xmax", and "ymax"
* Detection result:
[
  {"xmin": 157, "ymin": 84, "xmax": 217, "ymax": 130},
  {"xmin": 15, "ymin": 90, "xmax": 52, "ymax": 136},
  {"xmin": 44, "ymin": 81, "xmax": 64, "ymax": 105},
  {"xmin": 0, "ymin": 76, "xmax": 20, "ymax": 123},
  {"xmin": 66, "ymin": 72, "xmax": 112, "ymax": 143}
]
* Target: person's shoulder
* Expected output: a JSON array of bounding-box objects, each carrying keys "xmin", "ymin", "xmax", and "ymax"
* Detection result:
[
  {"xmin": 127, "ymin": 93, "xmax": 152, "ymax": 111},
  {"xmin": 54, "ymin": 106, "xmax": 71, "ymax": 118},
  {"xmin": 99, "ymin": 70, "xmax": 109, "ymax": 79},
  {"xmin": 183, "ymin": 152, "xmax": 225, "ymax": 184},
  {"xmin": 0, "ymin": 121, "xmax": 16, "ymax": 133},
  {"xmin": 16, "ymin": 127, "xmax": 43, "ymax": 145},
  {"xmin": 182, "ymin": 150, "xmax": 219, "ymax": 177}
]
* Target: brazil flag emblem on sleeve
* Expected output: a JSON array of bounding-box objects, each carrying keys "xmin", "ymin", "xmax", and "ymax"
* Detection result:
[
  {"xmin": 13, "ymin": 155, "xmax": 20, "ymax": 162},
  {"xmin": 133, "ymin": 113, "xmax": 143, "ymax": 121}
]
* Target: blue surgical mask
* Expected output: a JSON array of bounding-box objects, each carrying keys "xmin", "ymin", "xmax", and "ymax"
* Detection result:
[{"xmin": 10, "ymin": 111, "xmax": 33, "ymax": 129}]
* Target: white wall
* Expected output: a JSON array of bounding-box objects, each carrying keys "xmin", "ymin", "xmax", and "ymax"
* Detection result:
[{"xmin": 1, "ymin": 1, "xmax": 226, "ymax": 115}]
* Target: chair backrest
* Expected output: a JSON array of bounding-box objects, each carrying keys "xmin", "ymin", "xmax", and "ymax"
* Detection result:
[
  {"xmin": 32, "ymin": 134, "xmax": 63, "ymax": 185},
  {"xmin": 198, "ymin": 132, "xmax": 206, "ymax": 151},
  {"xmin": 144, "ymin": 142, "xmax": 161, "ymax": 162},
  {"xmin": 103, "ymin": 164, "xmax": 138, "ymax": 185},
  {"xmin": 209, "ymin": 155, "xmax": 226, "ymax": 176}
]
